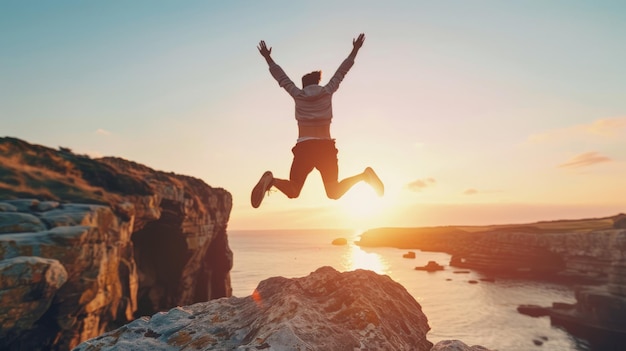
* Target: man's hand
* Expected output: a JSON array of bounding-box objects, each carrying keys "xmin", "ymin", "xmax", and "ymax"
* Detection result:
[
  {"xmin": 349, "ymin": 33, "xmax": 365, "ymax": 59},
  {"xmin": 258, "ymin": 40, "xmax": 275, "ymax": 65},
  {"xmin": 258, "ymin": 40, "xmax": 272, "ymax": 58},
  {"xmin": 353, "ymin": 33, "xmax": 365, "ymax": 50}
]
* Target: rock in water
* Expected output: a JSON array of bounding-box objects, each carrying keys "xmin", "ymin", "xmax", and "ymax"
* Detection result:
[
  {"xmin": 415, "ymin": 260, "xmax": 445, "ymax": 272},
  {"xmin": 403, "ymin": 251, "xmax": 416, "ymax": 259},
  {"xmin": 331, "ymin": 237, "xmax": 348, "ymax": 245},
  {"xmin": 75, "ymin": 266, "xmax": 434, "ymax": 351}
]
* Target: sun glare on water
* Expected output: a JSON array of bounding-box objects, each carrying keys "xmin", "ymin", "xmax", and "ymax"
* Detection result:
[{"xmin": 342, "ymin": 232, "xmax": 388, "ymax": 274}]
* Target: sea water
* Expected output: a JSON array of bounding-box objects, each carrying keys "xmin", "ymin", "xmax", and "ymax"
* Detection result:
[{"xmin": 229, "ymin": 229, "xmax": 591, "ymax": 351}]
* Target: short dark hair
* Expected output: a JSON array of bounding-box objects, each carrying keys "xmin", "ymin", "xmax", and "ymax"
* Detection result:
[{"xmin": 302, "ymin": 71, "xmax": 322, "ymax": 87}]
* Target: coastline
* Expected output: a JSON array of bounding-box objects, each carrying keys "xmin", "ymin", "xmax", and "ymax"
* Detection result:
[{"xmin": 229, "ymin": 228, "xmax": 586, "ymax": 350}]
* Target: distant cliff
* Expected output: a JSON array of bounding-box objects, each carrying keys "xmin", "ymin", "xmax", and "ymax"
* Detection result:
[
  {"xmin": 0, "ymin": 137, "xmax": 232, "ymax": 351},
  {"xmin": 358, "ymin": 216, "xmax": 624, "ymax": 282},
  {"xmin": 74, "ymin": 267, "xmax": 491, "ymax": 351},
  {"xmin": 358, "ymin": 217, "xmax": 626, "ymax": 345}
]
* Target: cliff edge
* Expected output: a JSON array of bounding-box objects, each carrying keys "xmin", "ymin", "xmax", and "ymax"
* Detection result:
[{"xmin": 0, "ymin": 137, "xmax": 233, "ymax": 350}]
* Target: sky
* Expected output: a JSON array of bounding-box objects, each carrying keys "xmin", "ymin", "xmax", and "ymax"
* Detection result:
[{"xmin": 1, "ymin": 1, "xmax": 625, "ymax": 230}]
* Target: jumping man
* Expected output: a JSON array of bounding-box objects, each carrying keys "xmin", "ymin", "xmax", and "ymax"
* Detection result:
[{"xmin": 251, "ymin": 33, "xmax": 384, "ymax": 208}]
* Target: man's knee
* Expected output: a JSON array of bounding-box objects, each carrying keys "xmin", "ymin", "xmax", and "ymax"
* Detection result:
[
  {"xmin": 286, "ymin": 186, "xmax": 302, "ymax": 199},
  {"xmin": 326, "ymin": 193, "xmax": 341, "ymax": 200},
  {"xmin": 325, "ymin": 186, "xmax": 342, "ymax": 200},
  {"xmin": 276, "ymin": 179, "xmax": 303, "ymax": 199}
]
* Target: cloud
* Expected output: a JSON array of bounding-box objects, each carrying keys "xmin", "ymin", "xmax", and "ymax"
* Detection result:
[
  {"xmin": 406, "ymin": 178, "xmax": 436, "ymax": 192},
  {"xmin": 558, "ymin": 151, "xmax": 612, "ymax": 168},
  {"xmin": 96, "ymin": 128, "xmax": 111, "ymax": 136},
  {"xmin": 463, "ymin": 188, "xmax": 503, "ymax": 195},
  {"xmin": 463, "ymin": 188, "xmax": 503, "ymax": 196},
  {"xmin": 528, "ymin": 117, "xmax": 626, "ymax": 143}
]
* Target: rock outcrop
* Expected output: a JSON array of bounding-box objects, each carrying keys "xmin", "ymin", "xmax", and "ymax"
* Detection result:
[
  {"xmin": 0, "ymin": 137, "xmax": 233, "ymax": 351},
  {"xmin": 75, "ymin": 267, "xmax": 436, "ymax": 351},
  {"xmin": 0, "ymin": 256, "xmax": 68, "ymax": 334}
]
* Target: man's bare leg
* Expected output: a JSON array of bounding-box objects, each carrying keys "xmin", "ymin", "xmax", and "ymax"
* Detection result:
[
  {"xmin": 272, "ymin": 178, "xmax": 304, "ymax": 199},
  {"xmin": 324, "ymin": 167, "xmax": 384, "ymax": 200}
]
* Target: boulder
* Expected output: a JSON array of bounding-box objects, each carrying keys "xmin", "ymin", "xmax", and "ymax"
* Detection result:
[
  {"xmin": 0, "ymin": 256, "xmax": 67, "ymax": 333},
  {"xmin": 75, "ymin": 267, "xmax": 435, "ymax": 351}
]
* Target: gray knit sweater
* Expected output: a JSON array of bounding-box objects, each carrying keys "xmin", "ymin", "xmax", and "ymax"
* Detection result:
[{"xmin": 269, "ymin": 58, "xmax": 355, "ymax": 127}]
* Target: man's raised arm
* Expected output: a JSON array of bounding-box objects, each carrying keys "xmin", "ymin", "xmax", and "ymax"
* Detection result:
[
  {"xmin": 348, "ymin": 33, "xmax": 365, "ymax": 60},
  {"xmin": 258, "ymin": 40, "xmax": 301, "ymax": 97},
  {"xmin": 257, "ymin": 40, "xmax": 275, "ymax": 66},
  {"xmin": 324, "ymin": 33, "xmax": 365, "ymax": 94}
]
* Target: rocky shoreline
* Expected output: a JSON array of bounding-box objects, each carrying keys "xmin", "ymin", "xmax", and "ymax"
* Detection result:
[{"xmin": 358, "ymin": 218, "xmax": 626, "ymax": 349}]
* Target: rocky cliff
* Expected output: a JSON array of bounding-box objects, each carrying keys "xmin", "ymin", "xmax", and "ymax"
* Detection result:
[
  {"xmin": 452, "ymin": 227, "xmax": 626, "ymax": 347},
  {"xmin": 358, "ymin": 218, "xmax": 626, "ymax": 346},
  {"xmin": 0, "ymin": 137, "xmax": 233, "ymax": 350},
  {"xmin": 358, "ymin": 217, "xmax": 623, "ymax": 283},
  {"xmin": 74, "ymin": 266, "xmax": 490, "ymax": 351}
]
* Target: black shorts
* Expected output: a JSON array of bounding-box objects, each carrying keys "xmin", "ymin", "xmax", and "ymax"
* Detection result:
[{"xmin": 290, "ymin": 139, "xmax": 338, "ymax": 186}]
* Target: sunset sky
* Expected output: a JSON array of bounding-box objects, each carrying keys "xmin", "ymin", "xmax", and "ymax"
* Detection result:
[{"xmin": 2, "ymin": 1, "xmax": 625, "ymax": 230}]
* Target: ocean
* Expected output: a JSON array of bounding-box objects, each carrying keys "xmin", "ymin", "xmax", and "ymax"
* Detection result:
[{"xmin": 228, "ymin": 229, "xmax": 591, "ymax": 351}]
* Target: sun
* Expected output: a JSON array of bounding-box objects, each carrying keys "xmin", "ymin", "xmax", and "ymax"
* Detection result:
[{"xmin": 338, "ymin": 182, "xmax": 385, "ymax": 220}]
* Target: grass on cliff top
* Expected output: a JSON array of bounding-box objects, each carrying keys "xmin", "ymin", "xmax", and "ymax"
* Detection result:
[
  {"xmin": 0, "ymin": 153, "xmax": 111, "ymax": 204},
  {"xmin": 455, "ymin": 216, "xmax": 616, "ymax": 233},
  {"xmin": 0, "ymin": 137, "xmax": 151, "ymax": 204},
  {"xmin": 363, "ymin": 215, "xmax": 620, "ymax": 242}
]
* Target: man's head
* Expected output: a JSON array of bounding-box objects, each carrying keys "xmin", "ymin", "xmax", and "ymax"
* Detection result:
[{"xmin": 302, "ymin": 71, "xmax": 322, "ymax": 88}]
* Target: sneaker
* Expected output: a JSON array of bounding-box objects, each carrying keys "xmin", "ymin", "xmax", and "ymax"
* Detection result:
[
  {"xmin": 251, "ymin": 171, "xmax": 274, "ymax": 208},
  {"xmin": 364, "ymin": 167, "xmax": 384, "ymax": 196}
]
